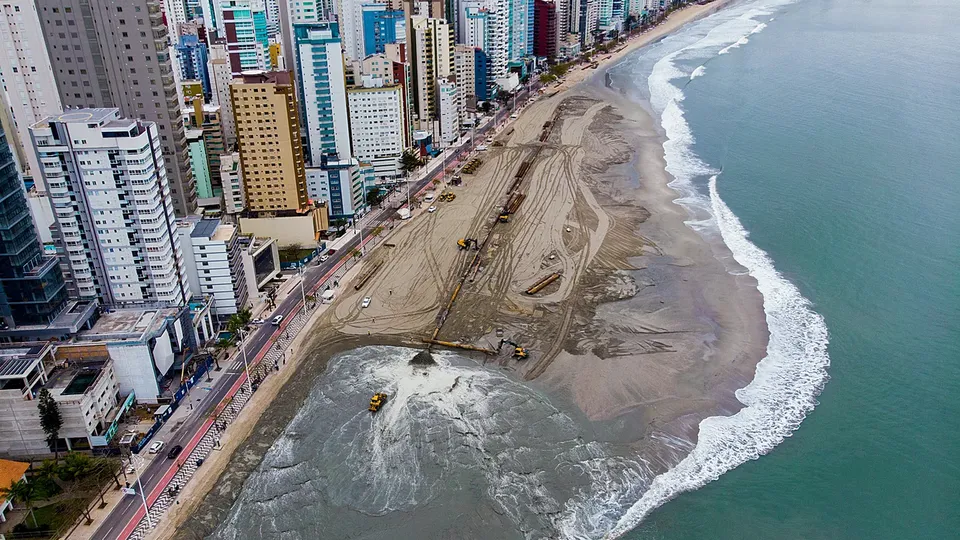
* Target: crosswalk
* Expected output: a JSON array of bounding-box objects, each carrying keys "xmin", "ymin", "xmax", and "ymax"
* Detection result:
[{"xmin": 126, "ymin": 303, "xmax": 316, "ymax": 539}]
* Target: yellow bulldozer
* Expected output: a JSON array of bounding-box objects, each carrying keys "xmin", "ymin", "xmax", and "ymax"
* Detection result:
[{"xmin": 369, "ymin": 392, "xmax": 388, "ymax": 413}]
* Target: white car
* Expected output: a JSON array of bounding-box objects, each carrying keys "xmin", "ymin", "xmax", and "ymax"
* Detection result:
[
  {"xmin": 476, "ymin": 144, "xmax": 488, "ymax": 151},
  {"xmin": 361, "ymin": 296, "xmax": 372, "ymax": 308},
  {"xmin": 427, "ymin": 206, "xmax": 437, "ymax": 213},
  {"xmin": 148, "ymin": 441, "xmax": 164, "ymax": 454},
  {"xmin": 319, "ymin": 254, "xmax": 329, "ymax": 263},
  {"xmin": 510, "ymin": 113, "xmax": 519, "ymax": 119},
  {"xmin": 271, "ymin": 315, "xmax": 284, "ymax": 326},
  {"xmin": 251, "ymin": 318, "xmax": 264, "ymax": 325}
]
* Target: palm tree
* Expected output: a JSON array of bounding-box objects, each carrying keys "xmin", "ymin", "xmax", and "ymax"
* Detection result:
[{"xmin": 1, "ymin": 479, "xmax": 39, "ymax": 528}]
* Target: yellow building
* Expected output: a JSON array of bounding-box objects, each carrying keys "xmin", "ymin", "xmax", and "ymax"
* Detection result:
[{"xmin": 229, "ymin": 71, "xmax": 308, "ymax": 215}]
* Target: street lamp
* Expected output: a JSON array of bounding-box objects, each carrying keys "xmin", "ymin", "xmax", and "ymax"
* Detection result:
[
  {"xmin": 129, "ymin": 454, "xmax": 152, "ymax": 528},
  {"xmin": 237, "ymin": 328, "xmax": 253, "ymax": 394},
  {"xmin": 298, "ymin": 266, "xmax": 308, "ymax": 315}
]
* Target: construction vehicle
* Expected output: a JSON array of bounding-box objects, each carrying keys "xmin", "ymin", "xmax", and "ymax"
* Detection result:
[
  {"xmin": 457, "ymin": 238, "xmax": 479, "ymax": 250},
  {"xmin": 369, "ymin": 392, "xmax": 388, "ymax": 413},
  {"xmin": 498, "ymin": 339, "xmax": 528, "ymax": 359},
  {"xmin": 498, "ymin": 214, "xmax": 510, "ymax": 223}
]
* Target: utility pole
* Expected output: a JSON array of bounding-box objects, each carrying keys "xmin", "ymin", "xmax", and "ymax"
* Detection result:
[{"xmin": 131, "ymin": 454, "xmax": 152, "ymax": 528}]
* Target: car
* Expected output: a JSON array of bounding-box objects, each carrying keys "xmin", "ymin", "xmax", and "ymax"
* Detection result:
[
  {"xmin": 148, "ymin": 441, "xmax": 164, "ymax": 454},
  {"xmin": 251, "ymin": 318, "xmax": 265, "ymax": 325},
  {"xmin": 327, "ymin": 249, "xmax": 337, "ymax": 256},
  {"xmin": 361, "ymin": 296, "xmax": 371, "ymax": 308},
  {"xmin": 167, "ymin": 444, "xmax": 183, "ymax": 460},
  {"xmin": 319, "ymin": 254, "xmax": 329, "ymax": 263},
  {"xmin": 424, "ymin": 192, "xmax": 435, "ymax": 201},
  {"xmin": 476, "ymin": 144, "xmax": 488, "ymax": 151},
  {"xmin": 271, "ymin": 315, "xmax": 284, "ymax": 326},
  {"xmin": 427, "ymin": 206, "xmax": 437, "ymax": 213},
  {"xmin": 510, "ymin": 113, "xmax": 519, "ymax": 119}
]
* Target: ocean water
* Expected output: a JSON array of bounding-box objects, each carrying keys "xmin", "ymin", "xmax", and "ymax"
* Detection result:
[
  {"xmin": 211, "ymin": 1, "xmax": 959, "ymax": 537},
  {"xmin": 616, "ymin": 0, "xmax": 960, "ymax": 537}
]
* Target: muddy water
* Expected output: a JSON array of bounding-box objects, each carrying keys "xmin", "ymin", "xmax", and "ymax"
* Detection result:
[{"xmin": 210, "ymin": 346, "xmax": 663, "ymax": 539}]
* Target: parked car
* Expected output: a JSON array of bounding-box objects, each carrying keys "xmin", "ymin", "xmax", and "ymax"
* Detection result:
[
  {"xmin": 271, "ymin": 315, "xmax": 284, "ymax": 326},
  {"xmin": 510, "ymin": 113, "xmax": 519, "ymax": 119},
  {"xmin": 476, "ymin": 144, "xmax": 488, "ymax": 151},
  {"xmin": 148, "ymin": 441, "xmax": 164, "ymax": 454},
  {"xmin": 167, "ymin": 444, "xmax": 183, "ymax": 460},
  {"xmin": 427, "ymin": 206, "xmax": 437, "ymax": 213},
  {"xmin": 251, "ymin": 318, "xmax": 265, "ymax": 325},
  {"xmin": 327, "ymin": 249, "xmax": 337, "ymax": 256},
  {"xmin": 361, "ymin": 296, "xmax": 372, "ymax": 308}
]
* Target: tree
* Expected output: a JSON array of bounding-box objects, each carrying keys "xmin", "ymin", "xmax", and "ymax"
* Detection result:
[
  {"xmin": 366, "ymin": 188, "xmax": 384, "ymax": 208},
  {"xmin": 350, "ymin": 248, "xmax": 362, "ymax": 259},
  {"xmin": 400, "ymin": 149, "xmax": 423, "ymax": 173},
  {"xmin": 1, "ymin": 479, "xmax": 39, "ymax": 528},
  {"xmin": 37, "ymin": 388, "xmax": 62, "ymax": 458},
  {"xmin": 539, "ymin": 73, "xmax": 557, "ymax": 84},
  {"xmin": 226, "ymin": 307, "xmax": 253, "ymax": 336},
  {"xmin": 371, "ymin": 225, "xmax": 384, "ymax": 237}
]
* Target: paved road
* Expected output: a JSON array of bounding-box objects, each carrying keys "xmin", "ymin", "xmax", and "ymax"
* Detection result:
[{"xmin": 93, "ymin": 86, "xmax": 538, "ymax": 540}]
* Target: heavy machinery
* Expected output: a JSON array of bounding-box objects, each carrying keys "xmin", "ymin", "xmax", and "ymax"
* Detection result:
[
  {"xmin": 369, "ymin": 392, "xmax": 388, "ymax": 413},
  {"xmin": 498, "ymin": 339, "xmax": 528, "ymax": 360},
  {"xmin": 457, "ymin": 238, "xmax": 479, "ymax": 250},
  {"xmin": 498, "ymin": 214, "xmax": 511, "ymax": 223}
]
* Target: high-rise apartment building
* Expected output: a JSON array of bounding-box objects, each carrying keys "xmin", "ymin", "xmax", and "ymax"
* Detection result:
[
  {"xmin": 177, "ymin": 35, "xmax": 212, "ymax": 101},
  {"xmin": 534, "ymin": 0, "xmax": 558, "ymax": 58},
  {"xmin": 437, "ymin": 79, "xmax": 459, "ymax": 144},
  {"xmin": 294, "ymin": 22, "xmax": 352, "ymax": 166},
  {"xmin": 184, "ymin": 100, "xmax": 227, "ymax": 203},
  {"xmin": 361, "ymin": 4, "xmax": 405, "ymax": 57},
  {"xmin": 454, "ymin": 44, "xmax": 477, "ymax": 107},
  {"xmin": 30, "ymin": 109, "xmax": 192, "ymax": 307},
  {"xmin": 229, "ymin": 71, "xmax": 308, "ymax": 214},
  {"xmin": 220, "ymin": 152, "xmax": 245, "ymax": 214},
  {"xmin": 347, "ymin": 80, "xmax": 406, "ymax": 180},
  {"xmin": 36, "ymin": 0, "xmax": 197, "ymax": 217},
  {"xmin": 410, "ymin": 16, "xmax": 454, "ymax": 128},
  {"xmin": 0, "ymin": 125, "xmax": 69, "ymax": 329},
  {"xmin": 207, "ymin": 41, "xmax": 238, "ymax": 149},
  {"xmin": 0, "ymin": 0, "xmax": 62, "ymax": 188},
  {"xmin": 217, "ymin": 0, "xmax": 272, "ymax": 75},
  {"xmin": 178, "ymin": 217, "xmax": 250, "ymax": 317}
]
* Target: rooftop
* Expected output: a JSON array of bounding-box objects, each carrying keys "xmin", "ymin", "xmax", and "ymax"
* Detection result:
[
  {"xmin": 48, "ymin": 108, "xmax": 118, "ymax": 125},
  {"xmin": 212, "ymin": 223, "xmax": 236, "ymax": 242},
  {"xmin": 0, "ymin": 344, "xmax": 48, "ymax": 379},
  {"xmin": 45, "ymin": 359, "xmax": 108, "ymax": 396},
  {"xmin": 79, "ymin": 307, "xmax": 180, "ymax": 342},
  {"xmin": 190, "ymin": 218, "xmax": 220, "ymax": 239},
  {"xmin": 0, "ymin": 459, "xmax": 30, "ymax": 502}
]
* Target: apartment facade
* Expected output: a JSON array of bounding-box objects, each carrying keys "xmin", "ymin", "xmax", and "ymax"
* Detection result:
[
  {"xmin": 217, "ymin": 0, "xmax": 272, "ymax": 75},
  {"xmin": 534, "ymin": 0, "xmax": 558, "ymax": 58},
  {"xmin": 178, "ymin": 217, "xmax": 250, "ymax": 317},
  {"xmin": 0, "ymin": 125, "xmax": 68, "ymax": 330},
  {"xmin": 207, "ymin": 41, "xmax": 237, "ymax": 149},
  {"xmin": 410, "ymin": 16, "xmax": 454, "ymax": 127},
  {"xmin": 294, "ymin": 22, "xmax": 352, "ymax": 165},
  {"xmin": 220, "ymin": 152, "xmax": 245, "ymax": 214},
  {"xmin": 0, "ymin": 0, "xmax": 62, "ymax": 188},
  {"xmin": 30, "ymin": 109, "xmax": 191, "ymax": 307},
  {"xmin": 229, "ymin": 71, "xmax": 308, "ymax": 214},
  {"xmin": 347, "ymin": 82, "xmax": 405, "ymax": 180},
  {"xmin": 183, "ymin": 101, "xmax": 226, "ymax": 202},
  {"xmin": 36, "ymin": 0, "xmax": 197, "ymax": 216},
  {"xmin": 437, "ymin": 79, "xmax": 459, "ymax": 145}
]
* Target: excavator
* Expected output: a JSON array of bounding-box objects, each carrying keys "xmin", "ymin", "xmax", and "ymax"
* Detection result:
[
  {"xmin": 498, "ymin": 214, "xmax": 511, "ymax": 223},
  {"xmin": 457, "ymin": 238, "xmax": 479, "ymax": 250},
  {"xmin": 369, "ymin": 392, "xmax": 388, "ymax": 413},
  {"xmin": 498, "ymin": 339, "xmax": 528, "ymax": 360}
]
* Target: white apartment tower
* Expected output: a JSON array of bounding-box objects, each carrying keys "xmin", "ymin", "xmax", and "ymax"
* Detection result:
[
  {"xmin": 30, "ymin": 109, "xmax": 192, "ymax": 307},
  {"xmin": 347, "ymin": 79, "xmax": 406, "ymax": 179},
  {"xmin": 208, "ymin": 42, "xmax": 238, "ymax": 148},
  {"xmin": 437, "ymin": 79, "xmax": 459, "ymax": 145},
  {"xmin": 0, "ymin": 0, "xmax": 63, "ymax": 188}
]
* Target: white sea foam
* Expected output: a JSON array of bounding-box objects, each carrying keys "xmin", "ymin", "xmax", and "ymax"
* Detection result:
[
  {"xmin": 690, "ymin": 65, "xmax": 707, "ymax": 79},
  {"xmin": 593, "ymin": 0, "xmax": 831, "ymax": 537}
]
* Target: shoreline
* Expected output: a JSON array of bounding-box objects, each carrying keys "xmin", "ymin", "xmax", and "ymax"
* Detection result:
[{"xmin": 164, "ymin": 1, "xmax": 769, "ymax": 537}]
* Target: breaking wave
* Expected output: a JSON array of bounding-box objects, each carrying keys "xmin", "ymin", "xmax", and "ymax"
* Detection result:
[{"xmin": 604, "ymin": 0, "xmax": 832, "ymax": 536}]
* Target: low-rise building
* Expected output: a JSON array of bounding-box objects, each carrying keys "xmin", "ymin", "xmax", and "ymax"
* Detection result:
[
  {"xmin": 0, "ymin": 459, "xmax": 30, "ymax": 521},
  {"xmin": 0, "ymin": 343, "xmax": 131, "ymax": 456},
  {"xmin": 237, "ymin": 235, "xmax": 281, "ymax": 303},
  {"xmin": 306, "ymin": 160, "xmax": 375, "ymax": 219}
]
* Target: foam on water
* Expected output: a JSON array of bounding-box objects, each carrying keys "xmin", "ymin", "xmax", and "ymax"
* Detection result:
[
  {"xmin": 600, "ymin": 0, "xmax": 833, "ymax": 536},
  {"xmin": 690, "ymin": 65, "xmax": 707, "ymax": 80}
]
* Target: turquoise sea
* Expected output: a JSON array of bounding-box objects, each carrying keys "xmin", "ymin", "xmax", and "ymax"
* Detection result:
[{"xmin": 617, "ymin": 0, "xmax": 960, "ymax": 537}]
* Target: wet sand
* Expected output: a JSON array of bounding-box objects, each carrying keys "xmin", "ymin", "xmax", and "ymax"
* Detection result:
[{"xmin": 164, "ymin": 2, "xmax": 767, "ymax": 538}]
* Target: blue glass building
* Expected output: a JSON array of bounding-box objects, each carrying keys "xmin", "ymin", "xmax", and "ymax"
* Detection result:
[
  {"xmin": 176, "ymin": 35, "xmax": 211, "ymax": 100},
  {"xmin": 0, "ymin": 125, "xmax": 68, "ymax": 330},
  {"xmin": 362, "ymin": 6, "xmax": 405, "ymax": 57}
]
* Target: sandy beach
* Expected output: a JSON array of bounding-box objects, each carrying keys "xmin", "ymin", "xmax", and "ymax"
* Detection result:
[{"xmin": 161, "ymin": 2, "xmax": 768, "ymax": 538}]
